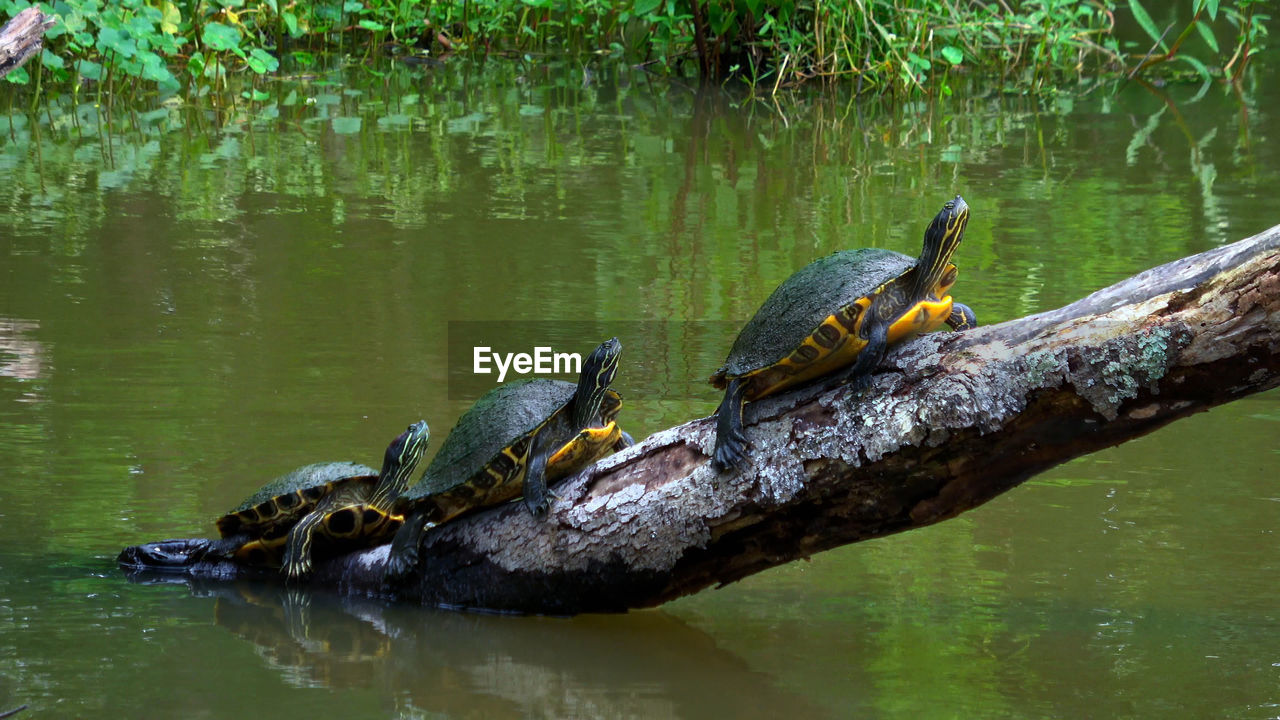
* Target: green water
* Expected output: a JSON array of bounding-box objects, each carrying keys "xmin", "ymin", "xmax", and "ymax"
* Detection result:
[{"xmin": 2, "ymin": 61, "xmax": 1279, "ymax": 718}]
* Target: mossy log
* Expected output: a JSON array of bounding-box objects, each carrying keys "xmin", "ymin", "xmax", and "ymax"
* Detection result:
[
  {"xmin": 121, "ymin": 224, "xmax": 1280, "ymax": 613},
  {"xmin": 0, "ymin": 8, "xmax": 53, "ymax": 80}
]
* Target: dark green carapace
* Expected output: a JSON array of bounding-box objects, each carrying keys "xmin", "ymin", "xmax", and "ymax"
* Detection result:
[
  {"xmin": 385, "ymin": 338, "xmax": 631, "ymax": 582},
  {"xmin": 710, "ymin": 196, "xmax": 976, "ymax": 471},
  {"xmin": 218, "ymin": 420, "xmax": 429, "ymax": 578}
]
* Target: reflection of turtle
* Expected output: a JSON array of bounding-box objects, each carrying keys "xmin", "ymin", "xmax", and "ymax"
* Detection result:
[
  {"xmin": 211, "ymin": 581, "xmax": 394, "ymax": 689},
  {"xmin": 219, "ymin": 421, "xmax": 430, "ymax": 577},
  {"xmin": 710, "ymin": 196, "xmax": 976, "ymax": 470},
  {"xmin": 385, "ymin": 338, "xmax": 629, "ymax": 581}
]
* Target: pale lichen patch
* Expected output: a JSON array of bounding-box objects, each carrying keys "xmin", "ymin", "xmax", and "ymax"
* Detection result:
[
  {"xmin": 1022, "ymin": 350, "xmax": 1068, "ymax": 389},
  {"xmin": 1068, "ymin": 325, "xmax": 1188, "ymax": 420},
  {"xmin": 748, "ymin": 435, "xmax": 809, "ymax": 505}
]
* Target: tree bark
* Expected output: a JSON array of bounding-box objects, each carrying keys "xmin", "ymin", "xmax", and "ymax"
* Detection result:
[
  {"xmin": 0, "ymin": 8, "xmax": 53, "ymax": 80},
  {"xmin": 121, "ymin": 224, "xmax": 1280, "ymax": 614}
]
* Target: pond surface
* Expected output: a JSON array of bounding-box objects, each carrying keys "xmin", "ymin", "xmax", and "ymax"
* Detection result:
[{"xmin": 2, "ymin": 59, "xmax": 1279, "ymax": 718}]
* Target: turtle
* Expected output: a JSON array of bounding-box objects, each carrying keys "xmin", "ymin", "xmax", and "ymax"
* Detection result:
[
  {"xmin": 217, "ymin": 419, "xmax": 430, "ymax": 578},
  {"xmin": 384, "ymin": 338, "xmax": 630, "ymax": 581},
  {"xmin": 709, "ymin": 195, "xmax": 976, "ymax": 471}
]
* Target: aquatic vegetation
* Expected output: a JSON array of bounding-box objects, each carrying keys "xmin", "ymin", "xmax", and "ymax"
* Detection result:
[{"xmin": 0, "ymin": 0, "xmax": 1268, "ymax": 99}]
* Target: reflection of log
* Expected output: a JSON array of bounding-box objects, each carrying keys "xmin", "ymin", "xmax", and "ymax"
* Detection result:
[
  {"xmin": 0, "ymin": 8, "xmax": 53, "ymax": 80},
  {"xmin": 162, "ymin": 578, "xmax": 824, "ymax": 717},
  {"xmin": 122, "ymin": 224, "xmax": 1280, "ymax": 614}
]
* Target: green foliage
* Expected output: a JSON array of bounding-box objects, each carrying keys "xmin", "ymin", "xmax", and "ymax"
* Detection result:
[
  {"xmin": 1127, "ymin": 0, "xmax": 1269, "ymax": 83},
  {"xmin": 2, "ymin": 0, "xmax": 182, "ymax": 91},
  {"xmin": 201, "ymin": 22, "xmax": 241, "ymax": 54},
  {"xmin": 0, "ymin": 0, "xmax": 1270, "ymax": 99}
]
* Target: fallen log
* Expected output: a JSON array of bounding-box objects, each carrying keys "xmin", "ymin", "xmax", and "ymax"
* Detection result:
[
  {"xmin": 121, "ymin": 223, "xmax": 1280, "ymax": 614},
  {"xmin": 0, "ymin": 8, "xmax": 53, "ymax": 80}
]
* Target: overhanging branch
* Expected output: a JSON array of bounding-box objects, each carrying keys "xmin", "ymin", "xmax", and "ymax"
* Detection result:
[{"xmin": 0, "ymin": 8, "xmax": 53, "ymax": 80}]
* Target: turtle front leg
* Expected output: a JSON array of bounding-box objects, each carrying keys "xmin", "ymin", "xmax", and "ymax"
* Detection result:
[
  {"xmin": 946, "ymin": 302, "xmax": 977, "ymax": 331},
  {"xmin": 814, "ymin": 301, "xmax": 892, "ymax": 397},
  {"xmin": 614, "ymin": 429, "xmax": 636, "ymax": 451},
  {"xmin": 282, "ymin": 509, "xmax": 326, "ymax": 579},
  {"xmin": 384, "ymin": 511, "xmax": 429, "ymax": 584},
  {"xmin": 522, "ymin": 434, "xmax": 555, "ymax": 519},
  {"xmin": 711, "ymin": 378, "xmax": 749, "ymax": 472}
]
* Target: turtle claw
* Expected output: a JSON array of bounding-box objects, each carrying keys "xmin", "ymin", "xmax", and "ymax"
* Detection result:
[
  {"xmin": 281, "ymin": 533, "xmax": 315, "ymax": 580},
  {"xmin": 522, "ymin": 480, "xmax": 551, "ymax": 519},
  {"xmin": 283, "ymin": 556, "xmax": 311, "ymax": 580},
  {"xmin": 385, "ymin": 544, "xmax": 415, "ymax": 580},
  {"xmin": 947, "ymin": 302, "xmax": 977, "ymax": 331},
  {"xmin": 711, "ymin": 433, "xmax": 748, "ymax": 472},
  {"xmin": 383, "ymin": 518, "xmax": 439, "ymax": 588},
  {"xmin": 848, "ymin": 372, "xmax": 873, "ymax": 394}
]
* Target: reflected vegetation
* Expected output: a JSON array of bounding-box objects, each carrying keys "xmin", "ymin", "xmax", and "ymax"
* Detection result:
[{"xmin": 1, "ymin": 57, "xmax": 1278, "ymax": 718}]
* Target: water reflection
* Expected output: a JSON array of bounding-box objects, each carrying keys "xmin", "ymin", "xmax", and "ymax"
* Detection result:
[
  {"xmin": 126, "ymin": 576, "xmax": 826, "ymax": 719},
  {"xmin": 0, "ymin": 318, "xmax": 45, "ymax": 403},
  {"xmin": 211, "ymin": 584, "xmax": 393, "ymax": 691}
]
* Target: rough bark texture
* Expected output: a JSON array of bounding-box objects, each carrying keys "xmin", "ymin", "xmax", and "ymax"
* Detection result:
[
  {"xmin": 122, "ymin": 224, "xmax": 1280, "ymax": 614},
  {"xmin": 0, "ymin": 8, "xmax": 52, "ymax": 80}
]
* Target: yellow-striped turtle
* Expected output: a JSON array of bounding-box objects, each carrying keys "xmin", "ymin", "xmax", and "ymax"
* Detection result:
[
  {"xmin": 219, "ymin": 420, "xmax": 430, "ymax": 577},
  {"xmin": 710, "ymin": 195, "xmax": 975, "ymax": 471},
  {"xmin": 385, "ymin": 338, "xmax": 629, "ymax": 580}
]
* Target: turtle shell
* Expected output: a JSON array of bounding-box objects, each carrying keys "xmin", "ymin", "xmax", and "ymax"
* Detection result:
[
  {"xmin": 719, "ymin": 248, "xmax": 916, "ymax": 378},
  {"xmin": 216, "ymin": 461, "xmax": 377, "ymax": 539},
  {"xmin": 398, "ymin": 379, "xmax": 575, "ymax": 504}
]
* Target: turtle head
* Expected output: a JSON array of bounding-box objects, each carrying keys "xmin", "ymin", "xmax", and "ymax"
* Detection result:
[
  {"xmin": 915, "ymin": 195, "xmax": 969, "ymax": 299},
  {"xmin": 573, "ymin": 337, "xmax": 622, "ymax": 430},
  {"xmin": 370, "ymin": 420, "xmax": 430, "ymax": 509}
]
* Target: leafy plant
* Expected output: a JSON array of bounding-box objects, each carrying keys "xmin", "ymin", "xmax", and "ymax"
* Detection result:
[
  {"xmin": 0, "ymin": 0, "xmax": 1270, "ymax": 99},
  {"xmin": 1127, "ymin": 0, "xmax": 1269, "ymax": 83}
]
